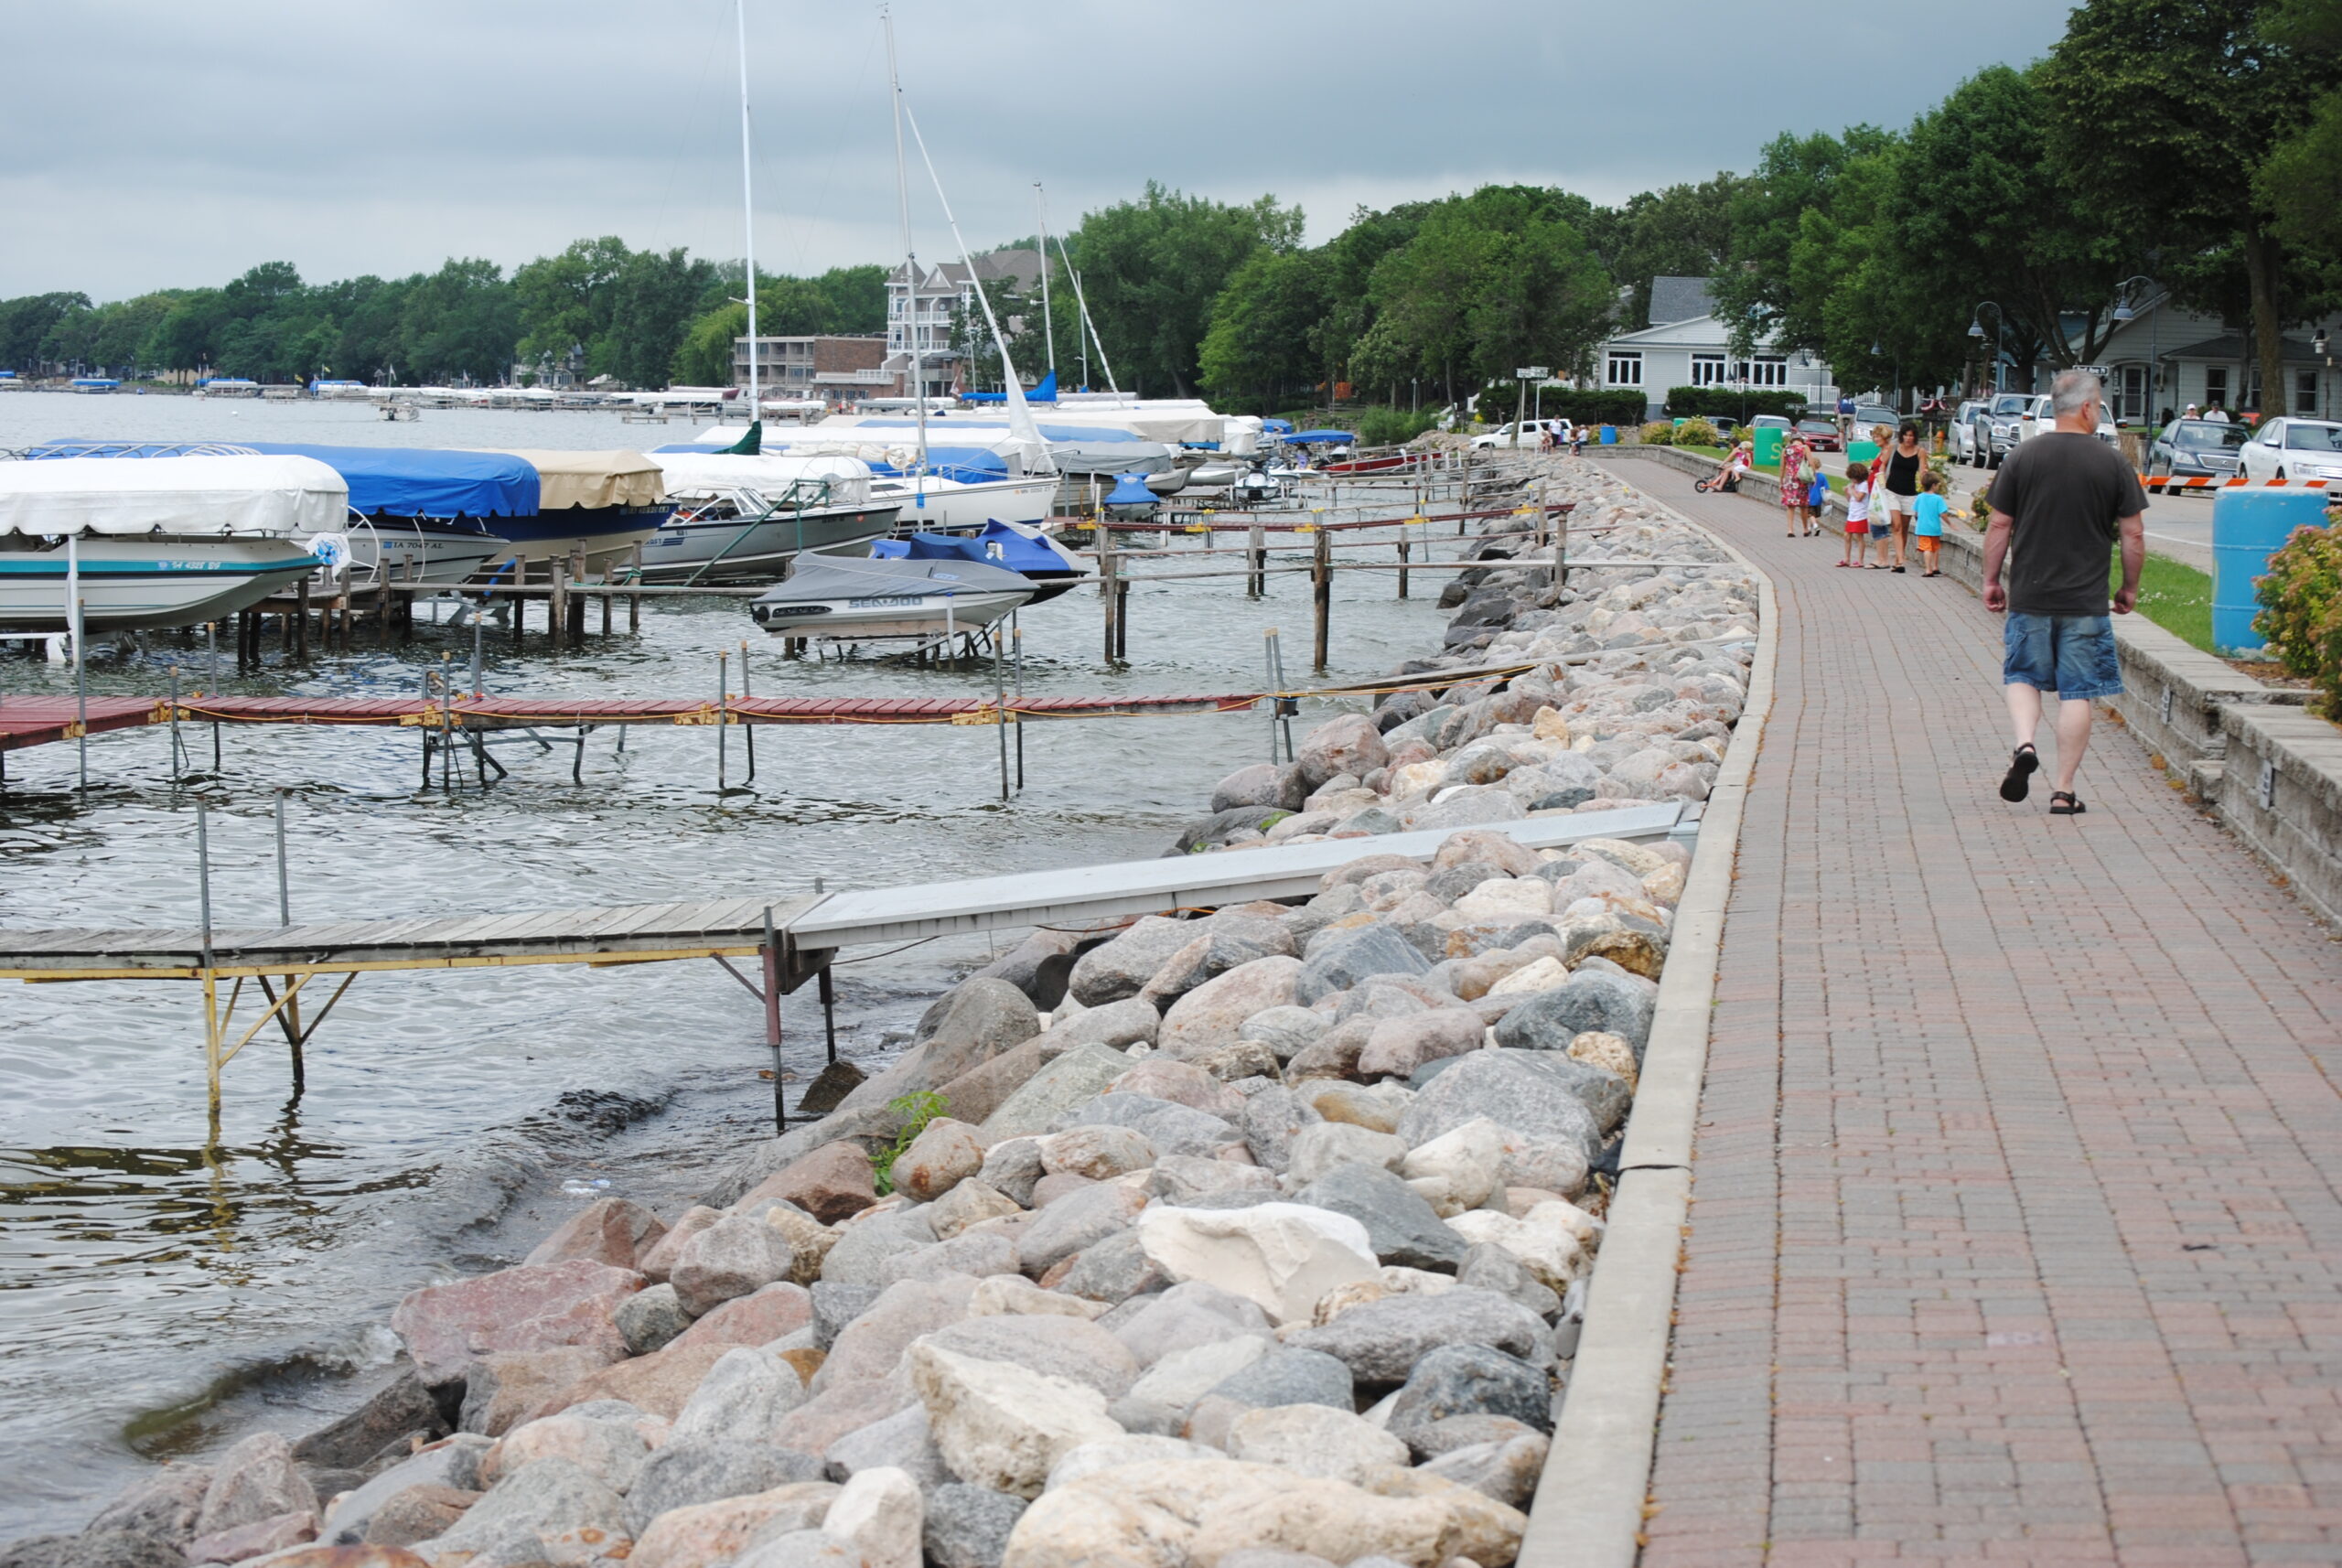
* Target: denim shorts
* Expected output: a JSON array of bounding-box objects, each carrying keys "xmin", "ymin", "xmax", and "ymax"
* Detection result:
[{"xmin": 2004, "ymin": 612, "xmax": 2122, "ymax": 701}]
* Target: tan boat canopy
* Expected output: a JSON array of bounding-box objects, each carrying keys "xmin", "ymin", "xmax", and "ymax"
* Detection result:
[{"xmin": 477, "ymin": 449, "xmax": 665, "ymax": 510}]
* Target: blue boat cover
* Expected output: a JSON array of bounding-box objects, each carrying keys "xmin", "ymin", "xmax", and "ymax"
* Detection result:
[
  {"xmin": 854, "ymin": 418, "xmax": 1144, "ymax": 445},
  {"xmin": 872, "ymin": 522, "xmax": 1079, "ymax": 578},
  {"xmin": 961, "ymin": 371, "xmax": 1058, "ymax": 404},
  {"xmin": 1261, "ymin": 418, "xmax": 1295, "ymax": 435},
  {"xmin": 1280, "ymin": 429, "xmax": 1354, "ymax": 445},
  {"xmin": 1104, "ymin": 473, "xmax": 1157, "ymax": 506},
  {"xmin": 240, "ymin": 443, "xmax": 539, "ymax": 517}
]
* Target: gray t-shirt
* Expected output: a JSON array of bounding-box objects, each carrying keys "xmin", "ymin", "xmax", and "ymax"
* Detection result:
[{"xmin": 1992, "ymin": 433, "xmax": 2147, "ymax": 616}]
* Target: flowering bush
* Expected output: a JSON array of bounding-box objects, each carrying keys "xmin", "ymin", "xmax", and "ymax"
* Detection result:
[
  {"xmin": 1675, "ymin": 418, "xmax": 1721, "ymax": 448},
  {"xmin": 2255, "ymin": 524, "xmax": 2342, "ymax": 703},
  {"xmin": 1638, "ymin": 422, "xmax": 1676, "ymax": 446}
]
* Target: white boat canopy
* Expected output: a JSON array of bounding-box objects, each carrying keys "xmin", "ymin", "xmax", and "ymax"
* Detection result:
[
  {"xmin": 0, "ymin": 455, "xmax": 348, "ymax": 537},
  {"xmin": 653, "ymin": 452, "xmax": 874, "ymax": 507}
]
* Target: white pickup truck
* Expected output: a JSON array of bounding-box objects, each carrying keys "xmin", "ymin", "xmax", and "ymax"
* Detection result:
[{"xmin": 1470, "ymin": 419, "xmax": 1572, "ymax": 450}]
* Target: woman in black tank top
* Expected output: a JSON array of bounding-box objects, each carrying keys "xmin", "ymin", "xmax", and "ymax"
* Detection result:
[{"xmin": 1881, "ymin": 426, "xmax": 1924, "ymax": 572}]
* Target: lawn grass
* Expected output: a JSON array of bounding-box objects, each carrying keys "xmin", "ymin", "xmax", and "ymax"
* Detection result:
[{"xmin": 2125, "ymin": 552, "xmax": 2214, "ymax": 652}]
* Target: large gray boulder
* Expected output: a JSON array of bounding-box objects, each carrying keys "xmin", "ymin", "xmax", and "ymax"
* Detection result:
[
  {"xmin": 1048, "ymin": 1093, "xmax": 1240, "ymax": 1159},
  {"xmin": 1293, "ymin": 1163, "xmax": 1468, "ymax": 1272},
  {"xmin": 1396, "ymin": 1049, "xmax": 1606, "ymax": 1164},
  {"xmin": 623, "ymin": 1438, "xmax": 825, "ymax": 1535},
  {"xmin": 975, "ymin": 1042, "xmax": 1131, "ymax": 1144},
  {"xmin": 1494, "ymin": 967, "xmax": 1659, "ymax": 1058},
  {"xmin": 1295, "ymin": 924, "xmax": 1430, "ymax": 1005},
  {"xmin": 924, "ymin": 1482, "xmax": 1028, "ymax": 1568},
  {"xmin": 1284, "ymin": 1288, "xmax": 1548, "ymax": 1385},
  {"xmin": 1068, "ymin": 918, "xmax": 1206, "ymax": 1006},
  {"xmin": 1026, "ymin": 998, "xmax": 1160, "ymax": 1058}
]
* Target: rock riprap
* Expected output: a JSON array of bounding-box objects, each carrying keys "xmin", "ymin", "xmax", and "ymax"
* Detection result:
[{"xmin": 23, "ymin": 458, "xmax": 1745, "ymax": 1567}]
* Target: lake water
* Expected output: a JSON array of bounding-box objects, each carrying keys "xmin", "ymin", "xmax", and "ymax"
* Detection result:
[{"xmin": 0, "ymin": 391, "xmax": 1456, "ymax": 1535}]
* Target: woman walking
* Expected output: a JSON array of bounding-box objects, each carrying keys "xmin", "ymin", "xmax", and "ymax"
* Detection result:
[
  {"xmin": 1879, "ymin": 424, "xmax": 1926, "ymax": 574},
  {"xmin": 1779, "ymin": 428, "xmax": 1813, "ymax": 537}
]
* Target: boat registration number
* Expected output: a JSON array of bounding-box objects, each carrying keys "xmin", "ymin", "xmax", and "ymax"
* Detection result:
[{"xmin": 847, "ymin": 595, "xmax": 925, "ymax": 609}]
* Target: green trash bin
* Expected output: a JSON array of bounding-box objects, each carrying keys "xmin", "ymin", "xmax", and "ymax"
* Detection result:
[
  {"xmin": 1847, "ymin": 439, "xmax": 1881, "ymax": 466},
  {"xmin": 1751, "ymin": 427, "xmax": 1785, "ymax": 468}
]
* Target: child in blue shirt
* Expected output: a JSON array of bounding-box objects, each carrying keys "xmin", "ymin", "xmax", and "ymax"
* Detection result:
[
  {"xmin": 1912, "ymin": 468, "xmax": 1949, "ymax": 576},
  {"xmin": 1804, "ymin": 468, "xmax": 1828, "ymax": 536}
]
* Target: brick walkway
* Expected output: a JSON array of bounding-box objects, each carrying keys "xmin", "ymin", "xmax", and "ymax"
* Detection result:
[{"xmin": 1622, "ymin": 458, "xmax": 2342, "ymax": 1567}]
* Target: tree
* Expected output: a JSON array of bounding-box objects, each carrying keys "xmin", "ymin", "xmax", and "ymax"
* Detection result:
[
  {"xmin": 1712, "ymin": 128, "xmax": 1893, "ymax": 356},
  {"xmin": 1198, "ymin": 248, "xmax": 1337, "ymax": 411},
  {"xmin": 2043, "ymin": 0, "xmax": 2340, "ymax": 413},
  {"xmin": 0, "ymin": 293, "xmax": 89, "ymax": 371},
  {"xmin": 1068, "ymin": 182, "xmax": 1304, "ymax": 396},
  {"xmin": 2261, "ymin": 0, "xmax": 2342, "ymax": 272},
  {"xmin": 1585, "ymin": 176, "xmax": 1746, "ymax": 327}
]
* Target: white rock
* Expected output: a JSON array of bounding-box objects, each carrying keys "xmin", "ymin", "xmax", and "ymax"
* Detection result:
[
  {"xmin": 1447, "ymin": 1208, "xmax": 1583, "ymax": 1291},
  {"xmin": 1450, "ymin": 877, "xmax": 1553, "ymax": 922},
  {"xmin": 1045, "ymin": 1435, "xmax": 1221, "ymax": 1492},
  {"xmin": 1124, "ymin": 1335, "xmax": 1273, "ymax": 1412},
  {"xmin": 907, "ymin": 1342, "xmax": 1123, "ymax": 1499},
  {"xmin": 968, "ymin": 1274, "xmax": 1109, "ymax": 1320},
  {"xmin": 1486, "ymin": 955, "xmax": 1571, "ymax": 997},
  {"xmin": 1226, "ymin": 1403, "xmax": 1411, "ymax": 1485},
  {"xmin": 1398, "ymin": 1117, "xmax": 1506, "ymax": 1215},
  {"xmin": 671, "ymin": 1345, "xmax": 807, "ymax": 1445},
  {"xmin": 1133, "ymin": 1203, "xmax": 1379, "ymax": 1326},
  {"xmin": 821, "ymin": 1465, "xmax": 922, "ymax": 1568}
]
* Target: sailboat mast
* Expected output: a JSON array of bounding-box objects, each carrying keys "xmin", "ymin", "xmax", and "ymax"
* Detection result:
[
  {"xmin": 883, "ymin": 7, "xmax": 928, "ymax": 476},
  {"xmin": 736, "ymin": 0, "xmax": 758, "ymax": 415},
  {"xmin": 1035, "ymin": 181, "xmax": 1057, "ymax": 383},
  {"xmin": 1051, "ymin": 218, "xmax": 1119, "ymax": 397}
]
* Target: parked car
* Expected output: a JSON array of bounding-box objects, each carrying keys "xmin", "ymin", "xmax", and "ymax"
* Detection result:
[
  {"xmin": 1469, "ymin": 419, "xmax": 1569, "ymax": 450},
  {"xmin": 2147, "ymin": 418, "xmax": 2249, "ymax": 479},
  {"xmin": 1970, "ymin": 392, "xmax": 2031, "ymax": 467},
  {"xmin": 1795, "ymin": 417, "xmax": 1842, "ymax": 453},
  {"xmin": 2016, "ymin": 393, "xmax": 2119, "ymax": 447},
  {"xmin": 1948, "ymin": 400, "xmax": 1987, "ymax": 464},
  {"xmin": 2239, "ymin": 416, "xmax": 2342, "ymax": 482},
  {"xmin": 1748, "ymin": 413, "xmax": 1792, "ymax": 433}
]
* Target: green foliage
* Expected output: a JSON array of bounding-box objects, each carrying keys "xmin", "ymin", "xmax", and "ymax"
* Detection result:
[
  {"xmin": 1068, "ymin": 181, "xmax": 1305, "ymax": 396},
  {"xmin": 1199, "ymin": 248, "xmax": 1337, "ymax": 411},
  {"xmin": 1661, "ymin": 387, "xmax": 1808, "ymax": 421},
  {"xmin": 1577, "ymin": 176, "xmax": 1746, "ymax": 327},
  {"xmin": 669, "ymin": 265, "xmax": 890, "ymax": 387},
  {"xmin": 1675, "ymin": 418, "xmax": 1721, "ymax": 446},
  {"xmin": 1527, "ymin": 390, "xmax": 1649, "ymax": 427},
  {"xmin": 2256, "ymin": 524, "xmax": 2342, "ymax": 686},
  {"xmin": 868, "ymin": 1090, "xmax": 951, "ymax": 1197},
  {"xmin": 1353, "ymin": 405, "xmax": 1442, "ymax": 446},
  {"xmin": 2130, "ymin": 552, "xmax": 2217, "ymax": 652},
  {"xmin": 514, "ymin": 238, "xmax": 721, "ymax": 389},
  {"xmin": 1639, "ymin": 421, "xmax": 1676, "ymax": 446}
]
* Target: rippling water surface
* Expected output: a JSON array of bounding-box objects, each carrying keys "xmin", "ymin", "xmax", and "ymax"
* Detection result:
[{"xmin": 0, "ymin": 392, "xmax": 1461, "ymax": 1534}]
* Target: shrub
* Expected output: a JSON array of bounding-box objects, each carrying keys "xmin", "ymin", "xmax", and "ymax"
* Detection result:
[
  {"xmin": 869, "ymin": 1090, "xmax": 950, "ymax": 1195},
  {"xmin": 1661, "ymin": 386, "xmax": 1810, "ymax": 422},
  {"xmin": 1354, "ymin": 405, "xmax": 1442, "ymax": 447},
  {"xmin": 1639, "ymin": 421, "xmax": 1676, "ymax": 446},
  {"xmin": 1675, "ymin": 418, "xmax": 1721, "ymax": 447},
  {"xmin": 2255, "ymin": 524, "xmax": 2342, "ymax": 691},
  {"xmin": 1473, "ymin": 386, "xmax": 1649, "ymax": 429}
]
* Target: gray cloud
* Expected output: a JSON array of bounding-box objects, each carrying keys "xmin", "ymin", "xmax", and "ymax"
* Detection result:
[{"xmin": 5, "ymin": 0, "xmax": 2072, "ymax": 300}]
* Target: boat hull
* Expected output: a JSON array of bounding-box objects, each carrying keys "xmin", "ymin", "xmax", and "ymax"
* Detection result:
[
  {"xmin": 0, "ymin": 536, "xmax": 324, "ymax": 633},
  {"xmin": 635, "ymin": 504, "xmax": 900, "ymax": 584},
  {"xmin": 471, "ymin": 507, "xmax": 669, "ymax": 572},
  {"xmin": 874, "ymin": 476, "xmax": 1057, "ymax": 531},
  {"xmin": 348, "ymin": 517, "xmax": 510, "ymax": 585},
  {"xmin": 750, "ymin": 586, "xmax": 1031, "ymax": 640}
]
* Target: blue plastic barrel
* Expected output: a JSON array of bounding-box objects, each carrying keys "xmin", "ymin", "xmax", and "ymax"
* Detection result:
[
  {"xmin": 1599, "ymin": 424, "xmax": 1617, "ymax": 446},
  {"xmin": 2212, "ymin": 488, "xmax": 2329, "ymax": 650}
]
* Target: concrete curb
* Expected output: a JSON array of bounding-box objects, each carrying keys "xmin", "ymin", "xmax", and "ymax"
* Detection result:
[{"xmin": 1518, "ymin": 465, "xmax": 1781, "ymax": 1566}]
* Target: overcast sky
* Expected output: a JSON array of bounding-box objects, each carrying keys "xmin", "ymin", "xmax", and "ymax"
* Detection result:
[{"xmin": 6, "ymin": 1, "xmax": 2075, "ymax": 303}]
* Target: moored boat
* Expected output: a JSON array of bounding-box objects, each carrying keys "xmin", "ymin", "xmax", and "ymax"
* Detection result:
[
  {"xmin": 747, "ymin": 553, "xmax": 1033, "ymax": 642},
  {"xmin": 0, "ymin": 455, "xmax": 333, "ymax": 633},
  {"xmin": 639, "ymin": 452, "xmax": 897, "ymax": 583}
]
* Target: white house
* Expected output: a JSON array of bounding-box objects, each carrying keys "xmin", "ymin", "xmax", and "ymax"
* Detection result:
[
  {"xmin": 1591, "ymin": 277, "xmax": 1841, "ymax": 422},
  {"xmin": 884, "ymin": 249, "xmax": 1044, "ymax": 398},
  {"xmin": 2090, "ymin": 289, "xmax": 2342, "ymax": 424}
]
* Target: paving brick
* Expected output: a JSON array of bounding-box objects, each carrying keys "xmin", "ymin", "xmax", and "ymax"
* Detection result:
[{"xmin": 1628, "ymin": 462, "xmax": 2342, "ymax": 1568}]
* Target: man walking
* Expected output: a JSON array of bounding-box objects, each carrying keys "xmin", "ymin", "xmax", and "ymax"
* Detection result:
[{"xmin": 1982, "ymin": 370, "xmax": 2146, "ymax": 815}]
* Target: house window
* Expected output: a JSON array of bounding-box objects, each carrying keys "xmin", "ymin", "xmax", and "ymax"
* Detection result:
[
  {"xmin": 1748, "ymin": 356, "xmax": 1788, "ymax": 388},
  {"xmin": 1606, "ymin": 351, "xmax": 1642, "ymax": 386},
  {"xmin": 2249, "ymin": 367, "xmax": 2264, "ymax": 411},
  {"xmin": 1691, "ymin": 354, "xmax": 1728, "ymax": 386},
  {"xmin": 2205, "ymin": 367, "xmax": 2229, "ymax": 409},
  {"xmin": 2298, "ymin": 370, "xmax": 2319, "ymax": 414}
]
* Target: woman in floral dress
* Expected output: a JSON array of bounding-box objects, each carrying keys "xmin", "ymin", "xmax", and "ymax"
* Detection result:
[{"xmin": 1778, "ymin": 432, "xmax": 1813, "ymax": 538}]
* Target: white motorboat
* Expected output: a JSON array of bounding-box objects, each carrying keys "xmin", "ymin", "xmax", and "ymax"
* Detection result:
[
  {"xmin": 344, "ymin": 514, "xmax": 512, "ymax": 585},
  {"xmin": 640, "ymin": 452, "xmax": 897, "ymax": 583},
  {"xmin": 748, "ymin": 553, "xmax": 1033, "ymax": 642},
  {"xmin": 0, "ymin": 455, "xmax": 334, "ymax": 633},
  {"xmin": 871, "ymin": 471, "xmax": 1058, "ymax": 531}
]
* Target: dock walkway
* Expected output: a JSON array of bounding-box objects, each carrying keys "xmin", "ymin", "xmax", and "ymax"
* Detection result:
[{"xmin": 1625, "ymin": 458, "xmax": 2342, "ymax": 1566}]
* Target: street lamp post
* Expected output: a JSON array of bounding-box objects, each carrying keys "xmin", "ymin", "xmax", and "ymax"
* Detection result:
[
  {"xmin": 2317, "ymin": 328, "xmax": 2332, "ymax": 420},
  {"xmin": 1968, "ymin": 303, "xmax": 2006, "ymax": 395},
  {"xmin": 2111, "ymin": 274, "xmax": 2156, "ymax": 426}
]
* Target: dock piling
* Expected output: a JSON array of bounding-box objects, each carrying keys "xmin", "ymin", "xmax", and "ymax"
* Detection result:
[
  {"xmin": 716, "ymin": 650, "xmax": 730, "ymax": 796},
  {"xmin": 993, "ymin": 633, "xmax": 1009, "ymax": 802},
  {"xmin": 295, "ymin": 578, "xmax": 310, "ymax": 664},
  {"xmin": 1311, "ymin": 527, "xmax": 1332, "ymax": 673},
  {"xmin": 819, "ymin": 963, "xmax": 838, "ymax": 1064},
  {"xmin": 739, "ymin": 639, "xmax": 757, "ymax": 784},
  {"xmin": 1012, "ymin": 621, "xmax": 1025, "ymax": 791},
  {"xmin": 1247, "ymin": 523, "xmax": 1264, "ymax": 597},
  {"xmin": 1262, "ymin": 629, "xmax": 1280, "ymax": 764},
  {"xmin": 168, "ymin": 667, "xmax": 184, "ymax": 782},
  {"xmin": 761, "ymin": 907, "xmax": 785, "ymax": 1133},
  {"xmin": 196, "ymin": 798, "xmax": 221, "ymax": 1140},
  {"xmin": 628, "ymin": 545, "xmax": 643, "ymax": 634}
]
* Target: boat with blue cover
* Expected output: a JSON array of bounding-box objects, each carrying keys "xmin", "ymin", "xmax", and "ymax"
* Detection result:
[{"xmin": 869, "ymin": 520, "xmax": 1091, "ymax": 604}]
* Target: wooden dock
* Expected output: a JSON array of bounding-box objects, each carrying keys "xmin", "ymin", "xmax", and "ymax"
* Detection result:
[{"xmin": 0, "ymin": 802, "xmax": 1689, "ymax": 1139}]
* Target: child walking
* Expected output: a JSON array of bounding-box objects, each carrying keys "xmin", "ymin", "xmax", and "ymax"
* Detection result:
[
  {"xmin": 1912, "ymin": 467, "xmax": 1949, "ymax": 576},
  {"xmin": 1838, "ymin": 460, "xmax": 1872, "ymax": 568},
  {"xmin": 1805, "ymin": 466, "xmax": 1828, "ymax": 536}
]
